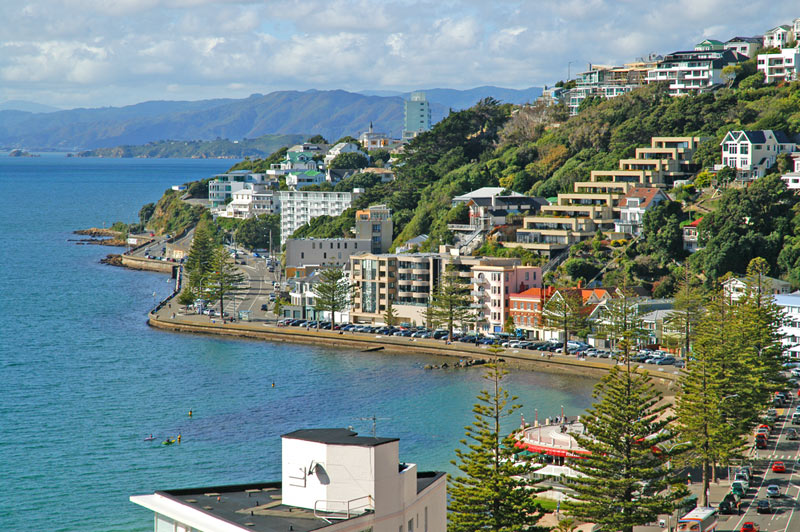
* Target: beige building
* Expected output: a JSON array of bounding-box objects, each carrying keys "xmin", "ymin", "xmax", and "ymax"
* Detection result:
[
  {"xmin": 508, "ymin": 137, "xmax": 701, "ymax": 257},
  {"xmin": 349, "ymin": 250, "xmax": 521, "ymax": 326},
  {"xmin": 355, "ymin": 204, "xmax": 393, "ymax": 254}
]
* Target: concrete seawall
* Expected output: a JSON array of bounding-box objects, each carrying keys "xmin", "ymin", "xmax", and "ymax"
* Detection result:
[
  {"xmin": 147, "ymin": 314, "xmax": 680, "ymax": 386},
  {"xmin": 121, "ymin": 254, "xmax": 178, "ymax": 273}
]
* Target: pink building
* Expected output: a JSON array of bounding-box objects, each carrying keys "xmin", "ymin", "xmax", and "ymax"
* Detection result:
[{"xmin": 471, "ymin": 265, "xmax": 543, "ymax": 333}]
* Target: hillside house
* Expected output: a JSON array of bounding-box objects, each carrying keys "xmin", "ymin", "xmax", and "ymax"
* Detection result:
[{"xmin": 717, "ymin": 130, "xmax": 796, "ymax": 181}]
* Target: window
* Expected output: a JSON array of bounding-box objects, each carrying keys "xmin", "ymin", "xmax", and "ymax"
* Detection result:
[
  {"xmin": 408, "ymin": 519, "xmax": 414, "ymax": 532},
  {"xmin": 301, "ymin": 252, "xmax": 304, "ymax": 259}
]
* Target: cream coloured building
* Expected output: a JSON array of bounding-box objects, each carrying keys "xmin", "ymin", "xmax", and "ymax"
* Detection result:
[{"xmin": 131, "ymin": 428, "xmax": 446, "ymax": 532}]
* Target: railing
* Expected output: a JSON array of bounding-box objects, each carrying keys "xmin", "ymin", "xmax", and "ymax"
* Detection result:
[{"xmin": 314, "ymin": 495, "xmax": 374, "ymax": 522}]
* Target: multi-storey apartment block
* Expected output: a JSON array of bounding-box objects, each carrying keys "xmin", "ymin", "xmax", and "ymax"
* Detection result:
[
  {"xmin": 348, "ymin": 252, "xmax": 523, "ymax": 327},
  {"xmin": 646, "ymin": 49, "xmax": 746, "ymax": 96},
  {"xmin": 757, "ymin": 47, "xmax": 800, "ymax": 83},
  {"xmin": 216, "ymin": 185, "xmax": 279, "ymax": 219},
  {"xmin": 763, "ymin": 25, "xmax": 793, "ymax": 49},
  {"xmin": 278, "ymin": 190, "xmax": 354, "ymax": 244},
  {"xmin": 208, "ymin": 171, "xmax": 276, "ymax": 207},
  {"xmin": 508, "ymin": 137, "xmax": 701, "ymax": 257},
  {"xmin": 471, "ymin": 263, "xmax": 543, "ymax": 332},
  {"xmin": 567, "ymin": 59, "xmax": 657, "ymax": 115},
  {"xmin": 354, "ymin": 204, "xmax": 393, "ymax": 254}
]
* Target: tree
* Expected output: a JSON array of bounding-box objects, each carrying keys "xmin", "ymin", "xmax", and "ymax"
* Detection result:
[
  {"xmin": 449, "ymin": 360, "xmax": 545, "ymax": 532},
  {"xmin": 564, "ymin": 365, "xmax": 689, "ymax": 532},
  {"xmin": 328, "ymin": 151, "xmax": 369, "ymax": 170},
  {"xmin": 424, "ymin": 267, "xmax": 474, "ymax": 341},
  {"xmin": 542, "ymin": 288, "xmax": 586, "ymax": 353},
  {"xmin": 312, "ymin": 267, "xmax": 352, "ymax": 329},
  {"xmin": 203, "ymin": 245, "xmax": 246, "ymax": 320},
  {"xmin": 384, "ymin": 298, "xmax": 398, "ymax": 327},
  {"xmin": 307, "ymin": 134, "xmax": 328, "ymax": 144},
  {"xmin": 598, "ymin": 289, "xmax": 647, "ymax": 363},
  {"xmin": 665, "ymin": 271, "xmax": 705, "ymax": 358},
  {"xmin": 503, "ymin": 314, "xmax": 516, "ymax": 335},
  {"xmin": 184, "ymin": 221, "xmax": 216, "ymax": 300},
  {"xmin": 234, "ymin": 213, "xmax": 280, "ymax": 251}
]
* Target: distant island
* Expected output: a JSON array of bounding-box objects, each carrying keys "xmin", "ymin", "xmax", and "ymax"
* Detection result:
[
  {"xmin": 74, "ymin": 134, "xmax": 306, "ymax": 159},
  {"xmin": 8, "ymin": 149, "xmax": 38, "ymax": 157}
]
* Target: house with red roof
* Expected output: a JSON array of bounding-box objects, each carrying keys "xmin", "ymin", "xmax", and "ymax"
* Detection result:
[
  {"xmin": 682, "ymin": 217, "xmax": 703, "ymax": 253},
  {"xmin": 614, "ymin": 187, "xmax": 669, "ymax": 236}
]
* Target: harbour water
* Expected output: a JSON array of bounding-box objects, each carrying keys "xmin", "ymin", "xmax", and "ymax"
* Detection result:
[{"xmin": 0, "ymin": 154, "xmax": 596, "ymax": 531}]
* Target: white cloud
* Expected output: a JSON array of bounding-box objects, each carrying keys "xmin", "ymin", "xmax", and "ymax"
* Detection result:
[{"xmin": 2, "ymin": 0, "xmax": 800, "ymax": 107}]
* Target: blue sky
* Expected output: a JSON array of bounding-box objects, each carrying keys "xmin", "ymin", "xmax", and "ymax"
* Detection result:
[{"xmin": 1, "ymin": 0, "xmax": 798, "ymax": 109}]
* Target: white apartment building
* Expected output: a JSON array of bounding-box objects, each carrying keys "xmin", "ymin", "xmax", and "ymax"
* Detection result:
[
  {"xmin": 279, "ymin": 190, "xmax": 355, "ymax": 244},
  {"xmin": 216, "ymin": 186, "xmax": 279, "ymax": 219},
  {"xmin": 208, "ymin": 171, "xmax": 273, "ymax": 207},
  {"xmin": 758, "ymin": 47, "xmax": 800, "ymax": 83},
  {"xmin": 323, "ymin": 142, "xmax": 362, "ymax": 167},
  {"xmin": 647, "ymin": 49, "xmax": 746, "ymax": 96},
  {"xmin": 718, "ymin": 130, "xmax": 796, "ymax": 181},
  {"xmin": 775, "ymin": 293, "xmax": 800, "ymax": 358},
  {"xmin": 131, "ymin": 428, "xmax": 446, "ymax": 532}
]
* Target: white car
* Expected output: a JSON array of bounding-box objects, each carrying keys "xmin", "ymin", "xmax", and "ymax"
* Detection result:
[{"xmin": 766, "ymin": 484, "xmax": 781, "ymax": 498}]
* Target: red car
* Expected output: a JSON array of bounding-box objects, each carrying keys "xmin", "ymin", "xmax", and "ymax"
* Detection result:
[
  {"xmin": 772, "ymin": 461, "xmax": 786, "ymax": 473},
  {"xmin": 741, "ymin": 522, "xmax": 760, "ymax": 532}
]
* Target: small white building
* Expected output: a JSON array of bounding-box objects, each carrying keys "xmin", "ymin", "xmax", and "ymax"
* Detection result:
[
  {"xmin": 722, "ymin": 275, "xmax": 791, "ymax": 302},
  {"xmin": 614, "ymin": 187, "xmax": 669, "ymax": 236},
  {"xmin": 323, "ymin": 142, "xmax": 363, "ymax": 167},
  {"xmin": 682, "ymin": 218, "xmax": 703, "ymax": 253},
  {"xmin": 781, "ymin": 153, "xmax": 800, "ymax": 190},
  {"xmin": 267, "ymin": 147, "xmax": 321, "ymax": 178},
  {"xmin": 717, "ymin": 130, "xmax": 796, "ymax": 181},
  {"xmin": 763, "ymin": 25, "xmax": 793, "ymax": 49},
  {"xmin": 131, "ymin": 428, "xmax": 446, "ymax": 532},
  {"xmin": 286, "ymin": 170, "xmax": 327, "ymax": 189},
  {"xmin": 757, "ymin": 47, "xmax": 800, "ymax": 84}
]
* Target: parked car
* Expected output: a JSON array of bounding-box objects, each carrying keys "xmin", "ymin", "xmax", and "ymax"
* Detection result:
[
  {"xmin": 788, "ymin": 428, "xmax": 799, "ymax": 440},
  {"xmin": 261, "ymin": 303, "xmax": 269, "ymax": 311},
  {"xmin": 766, "ymin": 484, "xmax": 781, "ymax": 498},
  {"xmin": 772, "ymin": 461, "xmax": 786, "ymax": 473},
  {"xmin": 740, "ymin": 522, "xmax": 759, "ymax": 532},
  {"xmin": 756, "ymin": 499, "xmax": 771, "ymax": 514},
  {"xmin": 655, "ymin": 356, "xmax": 676, "ymax": 365}
]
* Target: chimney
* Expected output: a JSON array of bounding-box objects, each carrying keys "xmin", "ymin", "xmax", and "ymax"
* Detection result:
[{"xmin": 577, "ymin": 279, "xmax": 583, "ymax": 289}]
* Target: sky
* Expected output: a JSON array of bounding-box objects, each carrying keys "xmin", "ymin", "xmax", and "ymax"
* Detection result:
[{"xmin": 1, "ymin": 0, "xmax": 798, "ymax": 109}]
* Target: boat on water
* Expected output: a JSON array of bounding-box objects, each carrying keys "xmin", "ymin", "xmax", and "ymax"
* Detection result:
[
  {"xmin": 162, "ymin": 439, "xmax": 175, "ymax": 446},
  {"xmin": 144, "ymin": 435, "xmax": 156, "ymax": 441}
]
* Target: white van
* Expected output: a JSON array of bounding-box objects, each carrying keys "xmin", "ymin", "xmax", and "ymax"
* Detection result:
[{"xmin": 792, "ymin": 411, "xmax": 800, "ymax": 424}]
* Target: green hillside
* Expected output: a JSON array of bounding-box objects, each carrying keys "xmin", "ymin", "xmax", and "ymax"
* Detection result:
[{"xmin": 75, "ymin": 134, "xmax": 305, "ymax": 158}]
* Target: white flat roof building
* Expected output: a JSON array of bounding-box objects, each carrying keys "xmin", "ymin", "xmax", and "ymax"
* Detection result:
[
  {"xmin": 131, "ymin": 428, "xmax": 446, "ymax": 532},
  {"xmin": 279, "ymin": 191, "xmax": 355, "ymax": 244}
]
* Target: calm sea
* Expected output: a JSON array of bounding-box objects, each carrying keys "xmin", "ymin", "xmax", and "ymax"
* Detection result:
[{"xmin": 0, "ymin": 154, "xmax": 596, "ymax": 531}]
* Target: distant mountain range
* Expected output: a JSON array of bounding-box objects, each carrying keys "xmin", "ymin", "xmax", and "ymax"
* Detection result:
[
  {"xmin": 0, "ymin": 100, "xmax": 61, "ymax": 113},
  {"xmin": 0, "ymin": 86, "xmax": 542, "ymax": 151}
]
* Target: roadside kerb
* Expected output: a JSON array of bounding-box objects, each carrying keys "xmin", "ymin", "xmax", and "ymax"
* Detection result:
[{"xmin": 147, "ymin": 314, "xmax": 679, "ymax": 383}]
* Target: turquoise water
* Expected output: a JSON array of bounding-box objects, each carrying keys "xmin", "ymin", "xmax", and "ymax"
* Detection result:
[{"xmin": 0, "ymin": 155, "xmax": 596, "ymax": 531}]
